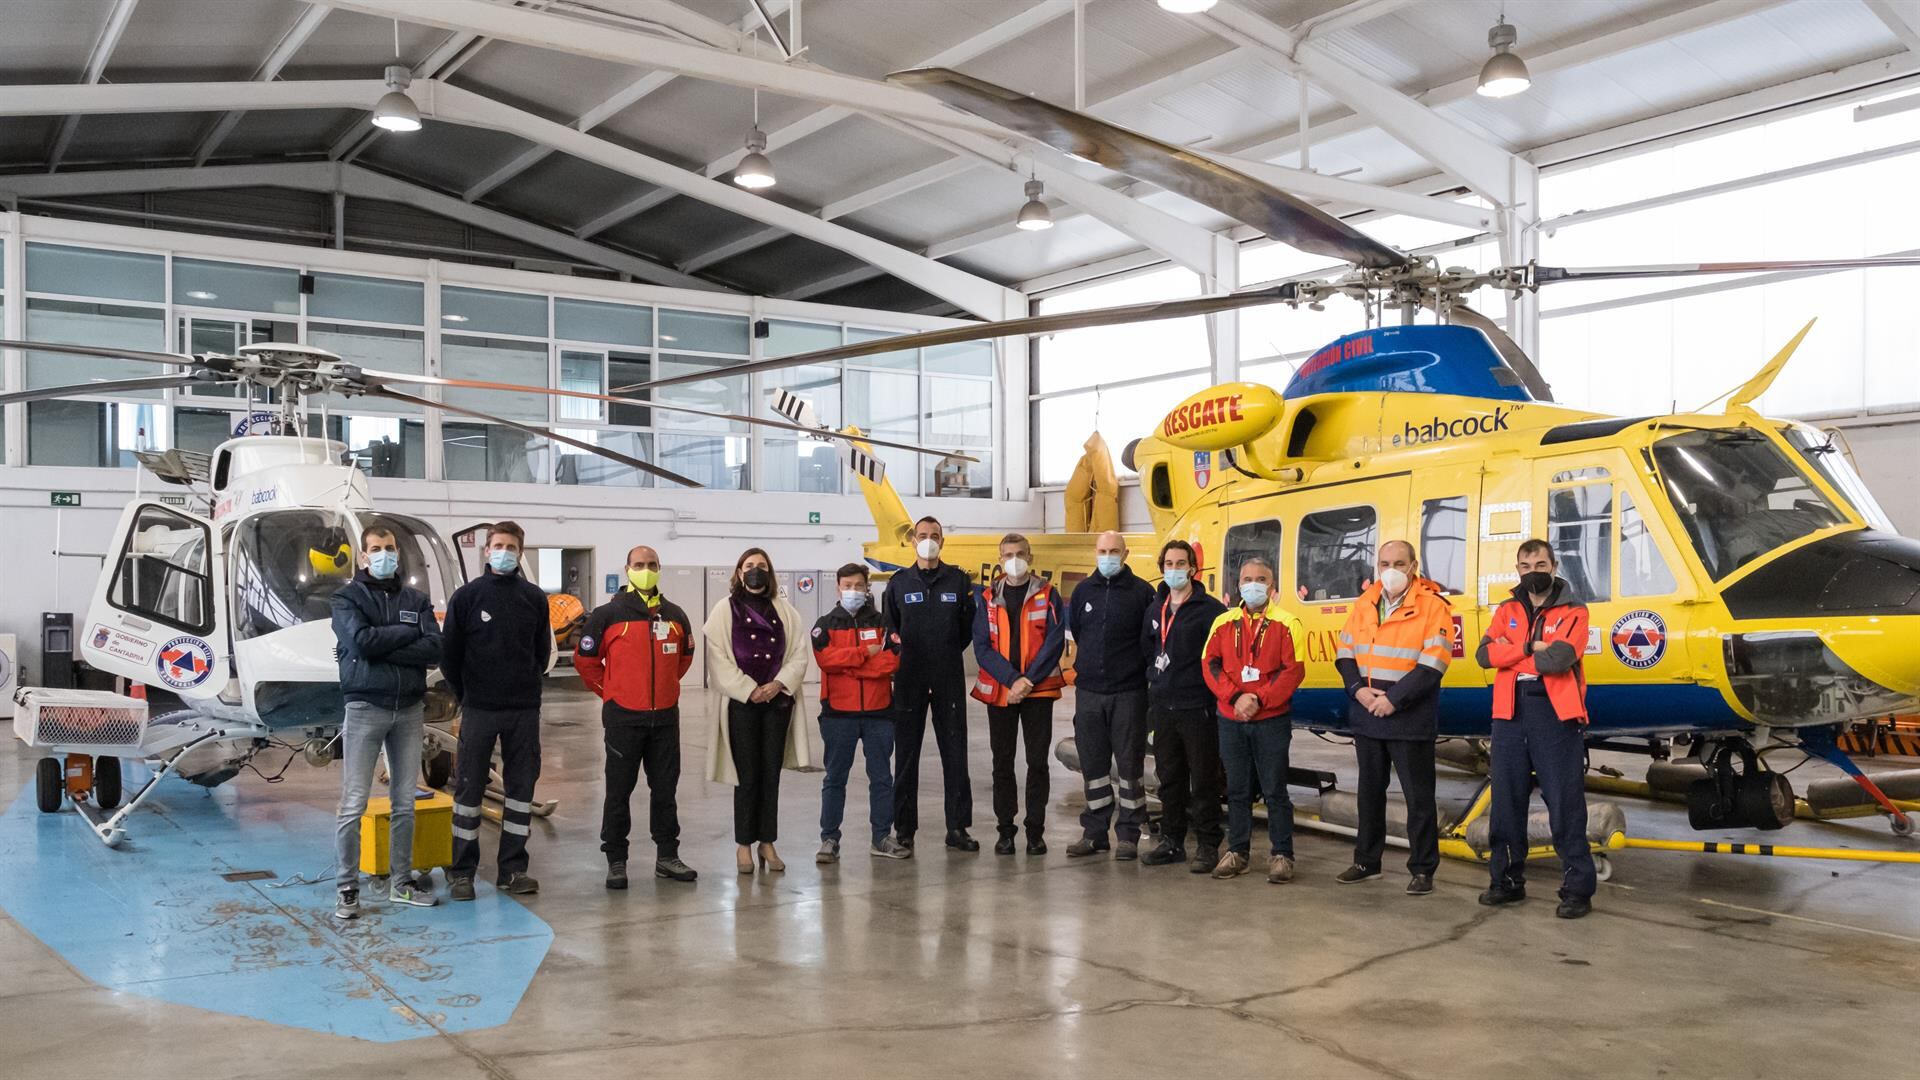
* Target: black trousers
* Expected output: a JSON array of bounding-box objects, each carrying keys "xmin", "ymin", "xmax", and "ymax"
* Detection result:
[
  {"xmin": 1352, "ymin": 734, "xmax": 1439, "ymax": 877},
  {"xmin": 1489, "ymin": 687, "xmax": 1597, "ymax": 900},
  {"xmin": 1074, "ymin": 688, "xmax": 1150, "ymax": 843},
  {"xmin": 601, "ymin": 718, "xmax": 681, "ymax": 862},
  {"xmin": 987, "ymin": 698, "xmax": 1053, "ymax": 840},
  {"xmin": 892, "ymin": 670, "xmax": 972, "ymax": 838},
  {"xmin": 728, "ymin": 697, "xmax": 792, "ymax": 845},
  {"xmin": 451, "ymin": 705, "xmax": 541, "ymax": 880},
  {"xmin": 1150, "ymin": 699, "xmax": 1224, "ymax": 851}
]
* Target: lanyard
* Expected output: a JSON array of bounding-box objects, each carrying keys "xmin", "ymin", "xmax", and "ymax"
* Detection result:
[
  {"xmin": 1158, "ymin": 595, "xmax": 1181, "ymax": 652},
  {"xmin": 1232, "ymin": 610, "xmax": 1270, "ymax": 665}
]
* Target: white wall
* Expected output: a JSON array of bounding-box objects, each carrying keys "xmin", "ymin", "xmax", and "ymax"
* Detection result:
[{"xmin": 0, "ymin": 465, "xmax": 1040, "ymax": 685}]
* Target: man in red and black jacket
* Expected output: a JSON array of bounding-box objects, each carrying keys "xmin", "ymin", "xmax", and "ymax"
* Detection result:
[
  {"xmin": 576, "ymin": 545, "xmax": 697, "ymax": 889},
  {"xmin": 1475, "ymin": 539, "xmax": 1595, "ymax": 919},
  {"xmin": 813, "ymin": 564, "xmax": 912, "ymax": 863}
]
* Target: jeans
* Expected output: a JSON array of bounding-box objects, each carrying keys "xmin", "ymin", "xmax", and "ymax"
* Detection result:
[
  {"xmin": 987, "ymin": 698, "xmax": 1053, "ymax": 840},
  {"xmin": 728, "ymin": 697, "xmax": 792, "ymax": 845},
  {"xmin": 601, "ymin": 717, "xmax": 682, "ymax": 863},
  {"xmin": 335, "ymin": 700, "xmax": 425, "ymax": 892},
  {"xmin": 1073, "ymin": 688, "xmax": 1149, "ymax": 843},
  {"xmin": 1218, "ymin": 714, "xmax": 1293, "ymax": 858},
  {"xmin": 1489, "ymin": 686, "xmax": 1596, "ymax": 900},
  {"xmin": 819, "ymin": 712, "xmax": 896, "ymax": 844}
]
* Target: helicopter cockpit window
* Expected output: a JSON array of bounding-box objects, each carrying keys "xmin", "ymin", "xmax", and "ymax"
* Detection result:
[
  {"xmin": 109, "ymin": 506, "xmax": 214, "ymax": 635},
  {"xmin": 230, "ymin": 509, "xmax": 355, "ymax": 640},
  {"xmin": 1652, "ymin": 429, "xmax": 1846, "ymax": 580},
  {"xmin": 1296, "ymin": 506, "xmax": 1377, "ymax": 602},
  {"xmin": 1223, "ymin": 519, "xmax": 1283, "ymax": 594},
  {"xmin": 1785, "ymin": 427, "xmax": 1894, "ymax": 531},
  {"xmin": 355, "ymin": 513, "xmax": 461, "ymax": 607},
  {"xmin": 1547, "ymin": 482, "xmax": 1612, "ymax": 603}
]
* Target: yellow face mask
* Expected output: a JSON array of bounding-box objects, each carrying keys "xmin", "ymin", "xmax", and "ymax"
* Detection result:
[{"xmin": 627, "ymin": 567, "xmax": 660, "ymax": 593}]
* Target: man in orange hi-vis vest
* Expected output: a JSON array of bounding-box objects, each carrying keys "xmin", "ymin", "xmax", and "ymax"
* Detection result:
[{"xmin": 971, "ymin": 534, "xmax": 1068, "ymax": 856}]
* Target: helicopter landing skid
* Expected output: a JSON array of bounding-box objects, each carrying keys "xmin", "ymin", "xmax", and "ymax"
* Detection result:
[
  {"xmin": 68, "ymin": 730, "xmax": 235, "ymax": 848},
  {"xmin": 1796, "ymin": 727, "xmax": 1915, "ymax": 837}
]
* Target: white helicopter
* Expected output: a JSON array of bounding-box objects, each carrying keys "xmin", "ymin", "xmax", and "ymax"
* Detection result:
[{"xmin": 4, "ymin": 336, "xmax": 965, "ymax": 846}]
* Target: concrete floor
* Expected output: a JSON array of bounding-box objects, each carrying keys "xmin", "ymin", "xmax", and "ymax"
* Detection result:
[{"xmin": 5, "ymin": 680, "xmax": 1920, "ymax": 1079}]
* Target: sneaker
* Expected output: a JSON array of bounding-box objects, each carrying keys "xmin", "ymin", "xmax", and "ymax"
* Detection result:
[
  {"xmin": 1267, "ymin": 854, "xmax": 1296, "ymax": 884},
  {"xmin": 1555, "ymin": 896, "xmax": 1593, "ymax": 919},
  {"xmin": 1335, "ymin": 864, "xmax": 1382, "ymax": 885},
  {"xmin": 816, "ymin": 841, "xmax": 841, "ymax": 865},
  {"xmin": 1025, "ymin": 837, "xmax": 1047, "ymax": 856},
  {"xmin": 333, "ymin": 888, "xmax": 361, "ymax": 921},
  {"xmin": 1211, "ymin": 851, "xmax": 1250, "ymax": 879},
  {"xmin": 606, "ymin": 861, "xmax": 629, "ymax": 890},
  {"xmin": 871, "ymin": 837, "xmax": 912, "ymax": 860},
  {"xmin": 390, "ymin": 875, "xmax": 438, "ymax": 907},
  {"xmin": 1478, "ymin": 883, "xmax": 1526, "ymax": 906},
  {"xmin": 654, "ymin": 856, "xmax": 698, "ymax": 882},
  {"xmin": 1114, "ymin": 841, "xmax": 1139, "ymax": 861},
  {"xmin": 498, "ymin": 871, "xmax": 539, "ymax": 896},
  {"xmin": 1066, "ymin": 837, "xmax": 1108, "ymax": 858},
  {"xmin": 449, "ymin": 875, "xmax": 476, "ymax": 902},
  {"xmin": 945, "ymin": 830, "xmax": 980, "ymax": 852},
  {"xmin": 993, "ymin": 834, "xmax": 1016, "ymax": 855},
  {"xmin": 1142, "ymin": 841, "xmax": 1187, "ymax": 866},
  {"xmin": 1406, "ymin": 874, "xmax": 1434, "ymax": 896},
  {"xmin": 1189, "ymin": 845, "xmax": 1218, "ymax": 874}
]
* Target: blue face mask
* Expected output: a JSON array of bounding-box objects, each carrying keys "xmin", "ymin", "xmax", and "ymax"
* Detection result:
[
  {"xmin": 1096, "ymin": 554, "xmax": 1123, "ymax": 578},
  {"xmin": 1239, "ymin": 581, "xmax": 1269, "ymax": 608},
  {"xmin": 488, "ymin": 548, "xmax": 519, "ymax": 575},
  {"xmin": 1163, "ymin": 567, "xmax": 1190, "ymax": 590},
  {"xmin": 367, "ymin": 550, "xmax": 400, "ymax": 580},
  {"xmin": 840, "ymin": 589, "xmax": 866, "ymax": 613}
]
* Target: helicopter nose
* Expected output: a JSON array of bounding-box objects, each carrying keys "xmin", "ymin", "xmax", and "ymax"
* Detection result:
[{"xmin": 1719, "ymin": 529, "xmax": 1920, "ymax": 620}]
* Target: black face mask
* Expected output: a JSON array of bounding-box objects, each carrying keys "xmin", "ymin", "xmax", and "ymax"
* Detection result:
[
  {"xmin": 1520, "ymin": 571, "xmax": 1555, "ymax": 596},
  {"xmin": 742, "ymin": 567, "xmax": 770, "ymax": 592}
]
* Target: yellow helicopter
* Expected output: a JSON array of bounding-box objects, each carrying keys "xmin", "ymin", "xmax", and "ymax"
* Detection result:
[{"xmin": 611, "ymin": 67, "xmax": 1920, "ymax": 838}]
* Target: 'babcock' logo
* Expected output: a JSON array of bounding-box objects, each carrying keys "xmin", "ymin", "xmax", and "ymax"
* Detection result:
[{"xmin": 1394, "ymin": 407, "xmax": 1510, "ymax": 447}]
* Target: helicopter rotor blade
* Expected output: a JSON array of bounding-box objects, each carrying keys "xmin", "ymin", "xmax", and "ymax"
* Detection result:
[
  {"xmin": 0, "ymin": 338, "xmax": 225, "ymax": 371},
  {"xmin": 887, "ymin": 67, "xmax": 1406, "ymax": 271},
  {"xmin": 0, "ymin": 373, "xmax": 234, "ymax": 406},
  {"xmin": 1531, "ymin": 256, "xmax": 1920, "ymax": 285},
  {"xmin": 359, "ymin": 368, "xmax": 980, "ymax": 462},
  {"xmin": 606, "ymin": 287, "xmax": 1294, "ymax": 395},
  {"xmin": 370, "ymin": 387, "xmax": 706, "ymax": 489}
]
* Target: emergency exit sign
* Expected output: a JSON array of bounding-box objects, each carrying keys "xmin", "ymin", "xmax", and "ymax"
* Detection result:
[
  {"xmin": 808, "ymin": 512, "xmax": 822, "ymax": 524},
  {"xmin": 50, "ymin": 492, "xmax": 81, "ymax": 507}
]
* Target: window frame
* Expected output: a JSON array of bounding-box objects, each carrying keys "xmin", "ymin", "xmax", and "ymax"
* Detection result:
[{"xmin": 1294, "ymin": 503, "xmax": 1380, "ymax": 603}]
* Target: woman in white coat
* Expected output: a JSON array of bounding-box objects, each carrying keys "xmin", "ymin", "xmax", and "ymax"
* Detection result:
[{"xmin": 705, "ymin": 547, "xmax": 816, "ymax": 875}]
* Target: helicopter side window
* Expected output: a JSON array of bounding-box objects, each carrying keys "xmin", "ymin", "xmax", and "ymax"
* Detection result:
[
  {"xmin": 109, "ymin": 506, "xmax": 215, "ymax": 635},
  {"xmin": 1223, "ymin": 519, "xmax": 1283, "ymax": 594},
  {"xmin": 1618, "ymin": 489, "xmax": 1677, "ymax": 597},
  {"xmin": 1547, "ymin": 482, "xmax": 1613, "ymax": 603},
  {"xmin": 230, "ymin": 509, "xmax": 356, "ymax": 640},
  {"xmin": 1651, "ymin": 430, "xmax": 1846, "ymax": 580},
  {"xmin": 1296, "ymin": 506, "xmax": 1377, "ymax": 602},
  {"xmin": 1418, "ymin": 497, "xmax": 1469, "ymax": 595}
]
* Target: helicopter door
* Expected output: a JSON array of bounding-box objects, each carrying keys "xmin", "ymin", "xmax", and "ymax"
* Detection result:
[
  {"xmin": 450, "ymin": 522, "xmax": 494, "ymax": 582},
  {"xmin": 1408, "ymin": 463, "xmax": 1483, "ymax": 690},
  {"xmin": 82, "ymin": 500, "xmax": 232, "ymax": 703}
]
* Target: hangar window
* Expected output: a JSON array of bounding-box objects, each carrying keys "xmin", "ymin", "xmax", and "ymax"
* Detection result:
[
  {"xmin": 1548, "ymin": 482, "xmax": 1613, "ymax": 602},
  {"xmin": 1419, "ymin": 497, "xmax": 1469, "ymax": 595},
  {"xmin": 1296, "ymin": 506, "xmax": 1377, "ymax": 602},
  {"xmin": 1223, "ymin": 519, "xmax": 1283, "ymax": 593}
]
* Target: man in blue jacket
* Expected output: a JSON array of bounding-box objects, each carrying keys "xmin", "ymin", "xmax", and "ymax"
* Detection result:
[
  {"xmin": 1066, "ymin": 531, "xmax": 1157, "ymax": 859},
  {"xmin": 329, "ymin": 525, "xmax": 444, "ymax": 921},
  {"xmin": 442, "ymin": 521, "xmax": 552, "ymax": 901}
]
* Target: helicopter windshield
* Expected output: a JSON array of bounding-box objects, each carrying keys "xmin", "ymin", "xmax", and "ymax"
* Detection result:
[
  {"xmin": 1651, "ymin": 429, "xmax": 1848, "ymax": 581},
  {"xmin": 1783, "ymin": 426, "xmax": 1894, "ymax": 531},
  {"xmin": 231, "ymin": 509, "xmax": 356, "ymax": 639},
  {"xmin": 353, "ymin": 512, "xmax": 462, "ymax": 607}
]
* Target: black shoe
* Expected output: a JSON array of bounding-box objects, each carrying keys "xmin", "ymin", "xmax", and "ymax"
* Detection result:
[
  {"xmin": 498, "ymin": 872, "xmax": 539, "ymax": 895},
  {"xmin": 1142, "ymin": 841, "xmax": 1187, "ymax": 866},
  {"xmin": 945, "ymin": 830, "xmax": 980, "ymax": 852},
  {"xmin": 1555, "ymin": 896, "xmax": 1592, "ymax": 919},
  {"xmin": 896, "ymin": 834, "xmax": 914, "ymax": 852},
  {"xmin": 655, "ymin": 856, "xmax": 698, "ymax": 882},
  {"xmin": 1478, "ymin": 883, "xmax": 1527, "ymax": 906},
  {"xmin": 994, "ymin": 834, "xmax": 1016, "ymax": 855},
  {"xmin": 1026, "ymin": 837, "xmax": 1047, "ymax": 855},
  {"xmin": 1406, "ymin": 874, "xmax": 1434, "ymax": 896},
  {"xmin": 449, "ymin": 875, "xmax": 476, "ymax": 902},
  {"xmin": 1189, "ymin": 846, "xmax": 1218, "ymax": 874},
  {"xmin": 606, "ymin": 861, "xmax": 628, "ymax": 890},
  {"xmin": 1335, "ymin": 864, "xmax": 1382, "ymax": 885}
]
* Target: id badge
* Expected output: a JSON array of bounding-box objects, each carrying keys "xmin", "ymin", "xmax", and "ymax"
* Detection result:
[
  {"xmin": 1240, "ymin": 665, "xmax": 1261, "ymax": 683},
  {"xmin": 1154, "ymin": 653, "xmax": 1170, "ymax": 672},
  {"xmin": 653, "ymin": 621, "xmax": 670, "ymax": 640}
]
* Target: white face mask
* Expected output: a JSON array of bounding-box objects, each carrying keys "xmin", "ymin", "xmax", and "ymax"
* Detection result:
[
  {"xmin": 1379, "ymin": 567, "xmax": 1409, "ymax": 597},
  {"xmin": 1002, "ymin": 556, "xmax": 1030, "ymax": 581},
  {"xmin": 916, "ymin": 537, "xmax": 942, "ymax": 561},
  {"xmin": 840, "ymin": 589, "xmax": 866, "ymax": 613}
]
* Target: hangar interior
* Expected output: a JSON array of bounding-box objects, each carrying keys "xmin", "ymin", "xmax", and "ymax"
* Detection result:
[{"xmin": 3, "ymin": 0, "xmax": 1920, "ymax": 1076}]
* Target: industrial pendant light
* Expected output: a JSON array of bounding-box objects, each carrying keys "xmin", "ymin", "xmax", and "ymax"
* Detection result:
[
  {"xmin": 1477, "ymin": 16, "xmax": 1531, "ymax": 98},
  {"xmin": 1015, "ymin": 177, "xmax": 1053, "ymax": 231},
  {"xmin": 1156, "ymin": 0, "xmax": 1218, "ymax": 12},
  {"xmin": 734, "ymin": 88, "xmax": 776, "ymax": 189},
  {"xmin": 372, "ymin": 65, "xmax": 422, "ymax": 132}
]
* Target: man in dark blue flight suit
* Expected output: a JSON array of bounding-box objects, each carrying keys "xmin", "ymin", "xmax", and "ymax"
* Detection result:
[{"xmin": 884, "ymin": 516, "xmax": 980, "ymax": 852}]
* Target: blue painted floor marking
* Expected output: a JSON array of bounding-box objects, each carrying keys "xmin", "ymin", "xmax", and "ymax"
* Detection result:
[{"xmin": 0, "ymin": 779, "xmax": 551, "ymax": 1042}]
